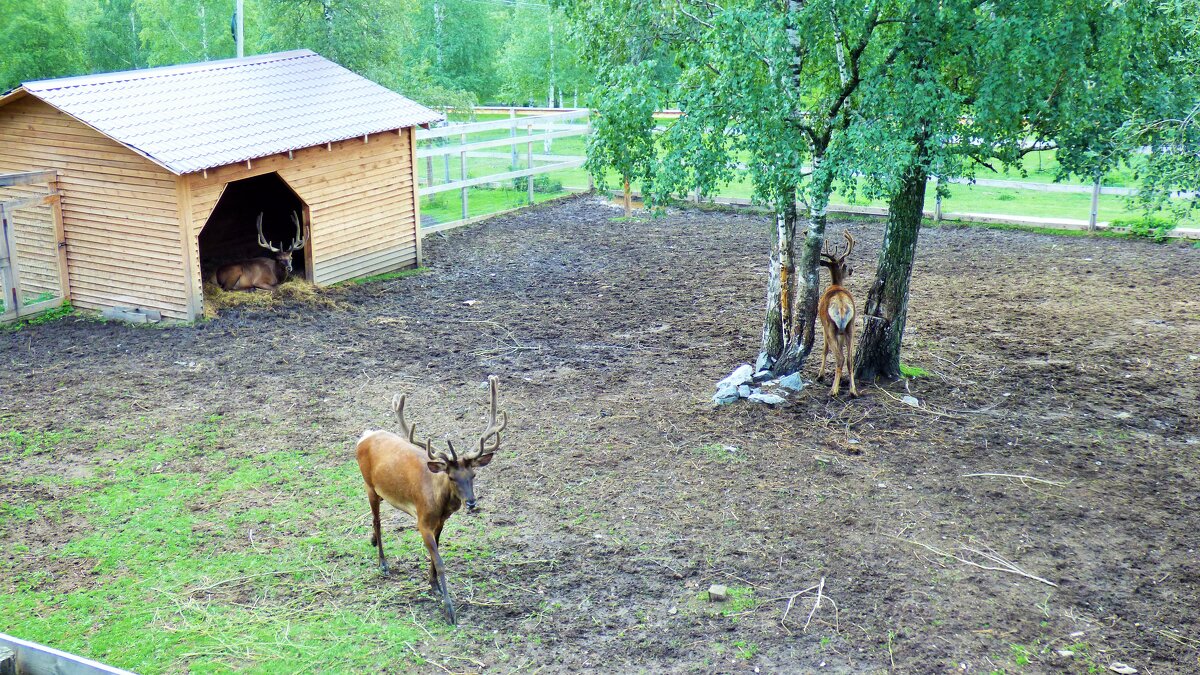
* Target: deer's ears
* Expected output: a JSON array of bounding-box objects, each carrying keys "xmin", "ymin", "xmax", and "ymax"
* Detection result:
[
  {"xmin": 472, "ymin": 452, "xmax": 495, "ymax": 468},
  {"xmin": 427, "ymin": 461, "xmax": 448, "ymax": 474}
]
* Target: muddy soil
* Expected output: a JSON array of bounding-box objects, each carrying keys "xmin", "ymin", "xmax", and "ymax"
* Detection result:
[{"xmin": 2, "ymin": 196, "xmax": 1199, "ymax": 673}]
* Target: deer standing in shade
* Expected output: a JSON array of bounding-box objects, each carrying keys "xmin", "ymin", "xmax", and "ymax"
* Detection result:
[
  {"xmin": 215, "ymin": 212, "xmax": 306, "ymax": 291},
  {"xmin": 817, "ymin": 230, "xmax": 859, "ymax": 397},
  {"xmin": 355, "ymin": 377, "xmax": 507, "ymax": 624}
]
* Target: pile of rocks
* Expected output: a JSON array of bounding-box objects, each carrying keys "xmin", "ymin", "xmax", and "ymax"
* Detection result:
[{"xmin": 712, "ymin": 358, "xmax": 805, "ymax": 406}]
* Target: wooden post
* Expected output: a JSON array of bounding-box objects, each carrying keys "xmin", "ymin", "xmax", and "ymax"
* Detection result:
[
  {"xmin": 527, "ymin": 122, "xmax": 535, "ymax": 205},
  {"xmin": 0, "ymin": 203, "xmax": 24, "ymax": 317},
  {"xmin": 460, "ymin": 132, "xmax": 469, "ymax": 221},
  {"xmin": 623, "ymin": 177, "xmax": 632, "ymax": 217},
  {"xmin": 586, "ymin": 115, "xmax": 595, "ymax": 192},
  {"xmin": 49, "ymin": 177, "xmax": 69, "ymax": 301},
  {"xmin": 173, "ymin": 176, "xmax": 201, "ymax": 320},
  {"xmin": 1088, "ymin": 176, "xmax": 1101, "ymax": 232},
  {"xmin": 411, "ymin": 126, "xmax": 424, "ymax": 266},
  {"xmin": 510, "ymin": 108, "xmax": 518, "ymax": 169},
  {"xmin": 425, "ymin": 155, "xmax": 434, "ymax": 187}
]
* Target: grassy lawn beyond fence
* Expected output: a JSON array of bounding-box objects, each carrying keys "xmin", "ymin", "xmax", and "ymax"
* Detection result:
[{"xmin": 430, "ymin": 110, "xmax": 1194, "ymax": 231}]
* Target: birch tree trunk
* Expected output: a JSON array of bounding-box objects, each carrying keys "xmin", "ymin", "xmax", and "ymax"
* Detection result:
[
  {"xmin": 855, "ymin": 163, "xmax": 928, "ymax": 381},
  {"xmin": 771, "ymin": 167, "xmax": 831, "ymax": 375},
  {"xmin": 759, "ymin": 195, "xmax": 797, "ymax": 365}
]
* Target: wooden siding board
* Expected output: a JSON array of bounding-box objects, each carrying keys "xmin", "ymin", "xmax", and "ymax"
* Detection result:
[
  {"xmin": 187, "ymin": 128, "xmax": 418, "ymax": 289},
  {"xmin": 0, "ymin": 97, "xmax": 187, "ymax": 317}
]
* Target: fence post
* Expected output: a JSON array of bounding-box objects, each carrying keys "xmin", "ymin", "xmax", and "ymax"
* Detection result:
[
  {"xmin": 586, "ymin": 113, "xmax": 595, "ymax": 192},
  {"xmin": 509, "ymin": 107, "xmax": 518, "ymax": 170},
  {"xmin": 527, "ymin": 123, "xmax": 535, "ymax": 205},
  {"xmin": 933, "ymin": 176, "xmax": 942, "ymax": 224},
  {"xmin": 1088, "ymin": 176, "xmax": 1101, "ymax": 232},
  {"xmin": 0, "ymin": 202, "xmax": 24, "ymax": 317},
  {"xmin": 460, "ymin": 133, "xmax": 469, "ymax": 221}
]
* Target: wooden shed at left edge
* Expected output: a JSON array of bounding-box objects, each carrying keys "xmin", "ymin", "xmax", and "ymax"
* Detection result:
[{"xmin": 0, "ymin": 50, "xmax": 443, "ymax": 320}]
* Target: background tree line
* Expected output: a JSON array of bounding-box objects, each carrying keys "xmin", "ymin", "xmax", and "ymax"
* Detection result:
[{"xmin": 0, "ymin": 0, "xmax": 595, "ymax": 110}]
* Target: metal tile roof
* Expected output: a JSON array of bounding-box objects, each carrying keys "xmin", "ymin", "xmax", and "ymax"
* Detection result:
[{"xmin": 11, "ymin": 50, "xmax": 443, "ymax": 174}]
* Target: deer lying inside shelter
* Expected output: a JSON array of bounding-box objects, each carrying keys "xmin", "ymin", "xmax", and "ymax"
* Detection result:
[
  {"xmin": 355, "ymin": 377, "xmax": 507, "ymax": 624},
  {"xmin": 817, "ymin": 230, "xmax": 859, "ymax": 397},
  {"xmin": 214, "ymin": 212, "xmax": 306, "ymax": 291}
]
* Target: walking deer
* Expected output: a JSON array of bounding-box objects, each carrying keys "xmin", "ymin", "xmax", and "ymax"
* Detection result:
[
  {"xmin": 355, "ymin": 377, "xmax": 507, "ymax": 624},
  {"xmin": 817, "ymin": 230, "xmax": 859, "ymax": 397},
  {"xmin": 214, "ymin": 212, "xmax": 306, "ymax": 291}
]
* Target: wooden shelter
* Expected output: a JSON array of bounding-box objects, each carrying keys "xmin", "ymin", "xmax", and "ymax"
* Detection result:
[{"xmin": 0, "ymin": 50, "xmax": 442, "ymax": 321}]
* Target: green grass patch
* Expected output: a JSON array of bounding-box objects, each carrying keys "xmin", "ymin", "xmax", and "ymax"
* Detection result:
[
  {"xmin": 1108, "ymin": 214, "xmax": 1178, "ymax": 243},
  {"xmin": 341, "ymin": 266, "xmax": 429, "ymax": 286},
  {"xmin": 899, "ymin": 363, "xmax": 930, "ymax": 379},
  {"xmin": 0, "ymin": 414, "xmax": 483, "ymax": 672},
  {"xmin": 695, "ymin": 443, "xmax": 743, "ymax": 463},
  {"xmin": 2, "ymin": 301, "xmax": 74, "ymax": 332}
]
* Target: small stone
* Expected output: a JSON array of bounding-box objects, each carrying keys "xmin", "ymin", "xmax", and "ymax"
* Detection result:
[
  {"xmin": 713, "ymin": 385, "xmax": 740, "ymax": 406},
  {"xmin": 755, "ymin": 351, "xmax": 775, "ymax": 373},
  {"xmin": 900, "ymin": 395, "xmax": 920, "ymax": 407},
  {"xmin": 1114, "ymin": 412, "xmax": 1132, "ymax": 420},
  {"xmin": 1056, "ymin": 650, "xmax": 1075, "ymax": 657},
  {"xmin": 752, "ymin": 369, "xmax": 773, "ymax": 382},
  {"xmin": 737, "ymin": 384, "xmax": 751, "ymax": 398},
  {"xmin": 717, "ymin": 364, "xmax": 755, "ymax": 390},
  {"xmin": 668, "ymin": 606, "xmax": 678, "ymax": 615},
  {"xmin": 1108, "ymin": 664, "xmax": 1137, "ymax": 674},
  {"xmin": 708, "ymin": 584, "xmax": 728, "ymax": 602},
  {"xmin": 749, "ymin": 392, "xmax": 787, "ymax": 405},
  {"xmin": 778, "ymin": 372, "xmax": 804, "ymax": 392},
  {"xmin": 1069, "ymin": 631, "xmax": 1085, "ymax": 638}
]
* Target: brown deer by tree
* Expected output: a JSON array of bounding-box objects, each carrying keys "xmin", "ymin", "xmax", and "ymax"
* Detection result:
[{"xmin": 817, "ymin": 230, "xmax": 858, "ymax": 397}]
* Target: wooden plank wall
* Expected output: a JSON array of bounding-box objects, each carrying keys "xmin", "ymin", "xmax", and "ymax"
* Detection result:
[
  {"xmin": 0, "ymin": 185, "xmax": 60, "ymax": 302},
  {"xmin": 0, "ymin": 97, "xmax": 188, "ymax": 318},
  {"xmin": 186, "ymin": 128, "xmax": 417, "ymax": 294}
]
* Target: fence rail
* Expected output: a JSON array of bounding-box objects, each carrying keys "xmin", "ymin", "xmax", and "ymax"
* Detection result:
[
  {"xmin": 420, "ymin": 107, "xmax": 1197, "ymax": 239},
  {"xmin": 415, "ymin": 109, "xmax": 592, "ymax": 231}
]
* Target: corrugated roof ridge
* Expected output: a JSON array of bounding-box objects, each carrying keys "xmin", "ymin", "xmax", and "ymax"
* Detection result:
[{"xmin": 23, "ymin": 50, "xmax": 317, "ymax": 92}]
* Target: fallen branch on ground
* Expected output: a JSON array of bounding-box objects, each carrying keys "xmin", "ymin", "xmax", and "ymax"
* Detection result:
[
  {"xmin": 890, "ymin": 536, "xmax": 1058, "ymax": 588},
  {"xmin": 962, "ymin": 472, "xmax": 1071, "ymax": 487}
]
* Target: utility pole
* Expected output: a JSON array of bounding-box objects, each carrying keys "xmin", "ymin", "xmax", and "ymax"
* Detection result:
[{"xmin": 236, "ymin": 0, "xmax": 244, "ymax": 58}]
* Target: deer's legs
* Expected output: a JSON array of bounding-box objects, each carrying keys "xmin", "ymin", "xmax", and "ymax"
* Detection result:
[
  {"xmin": 829, "ymin": 335, "xmax": 845, "ymax": 397},
  {"xmin": 817, "ymin": 322, "xmax": 833, "ymax": 382},
  {"xmin": 366, "ymin": 488, "xmax": 388, "ymax": 574},
  {"xmin": 420, "ymin": 526, "xmax": 456, "ymax": 625},
  {"xmin": 846, "ymin": 325, "xmax": 858, "ymax": 397}
]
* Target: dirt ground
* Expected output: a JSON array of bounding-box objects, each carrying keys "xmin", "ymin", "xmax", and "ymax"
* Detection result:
[{"xmin": 2, "ymin": 196, "xmax": 1199, "ymax": 673}]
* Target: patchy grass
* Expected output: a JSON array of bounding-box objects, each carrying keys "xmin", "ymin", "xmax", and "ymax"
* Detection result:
[
  {"xmin": 339, "ymin": 266, "xmax": 428, "ymax": 287},
  {"xmin": 202, "ymin": 279, "xmax": 347, "ymax": 319},
  {"xmin": 0, "ymin": 414, "xmax": 466, "ymax": 672},
  {"xmin": 899, "ymin": 363, "xmax": 930, "ymax": 379},
  {"xmin": 696, "ymin": 443, "xmax": 744, "ymax": 463},
  {"xmin": 1, "ymin": 301, "xmax": 74, "ymax": 332}
]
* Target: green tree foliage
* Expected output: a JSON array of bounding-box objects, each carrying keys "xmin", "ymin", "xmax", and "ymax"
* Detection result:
[
  {"xmin": 83, "ymin": 0, "xmax": 147, "ymax": 72},
  {"xmin": 413, "ymin": 0, "xmax": 506, "ymax": 101},
  {"xmin": 0, "ymin": 0, "xmax": 85, "ymax": 91},
  {"xmin": 135, "ymin": 0, "xmax": 235, "ymax": 65},
  {"xmin": 497, "ymin": 6, "xmax": 591, "ymax": 107}
]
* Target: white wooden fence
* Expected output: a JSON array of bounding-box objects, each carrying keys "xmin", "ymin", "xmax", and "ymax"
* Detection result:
[
  {"xmin": 415, "ymin": 109, "xmax": 590, "ymax": 234},
  {"xmin": 419, "ymin": 108, "xmax": 1199, "ymax": 239}
]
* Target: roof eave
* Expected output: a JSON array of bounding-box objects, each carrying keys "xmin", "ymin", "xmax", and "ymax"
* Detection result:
[{"xmin": 0, "ymin": 87, "xmax": 29, "ymax": 108}]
